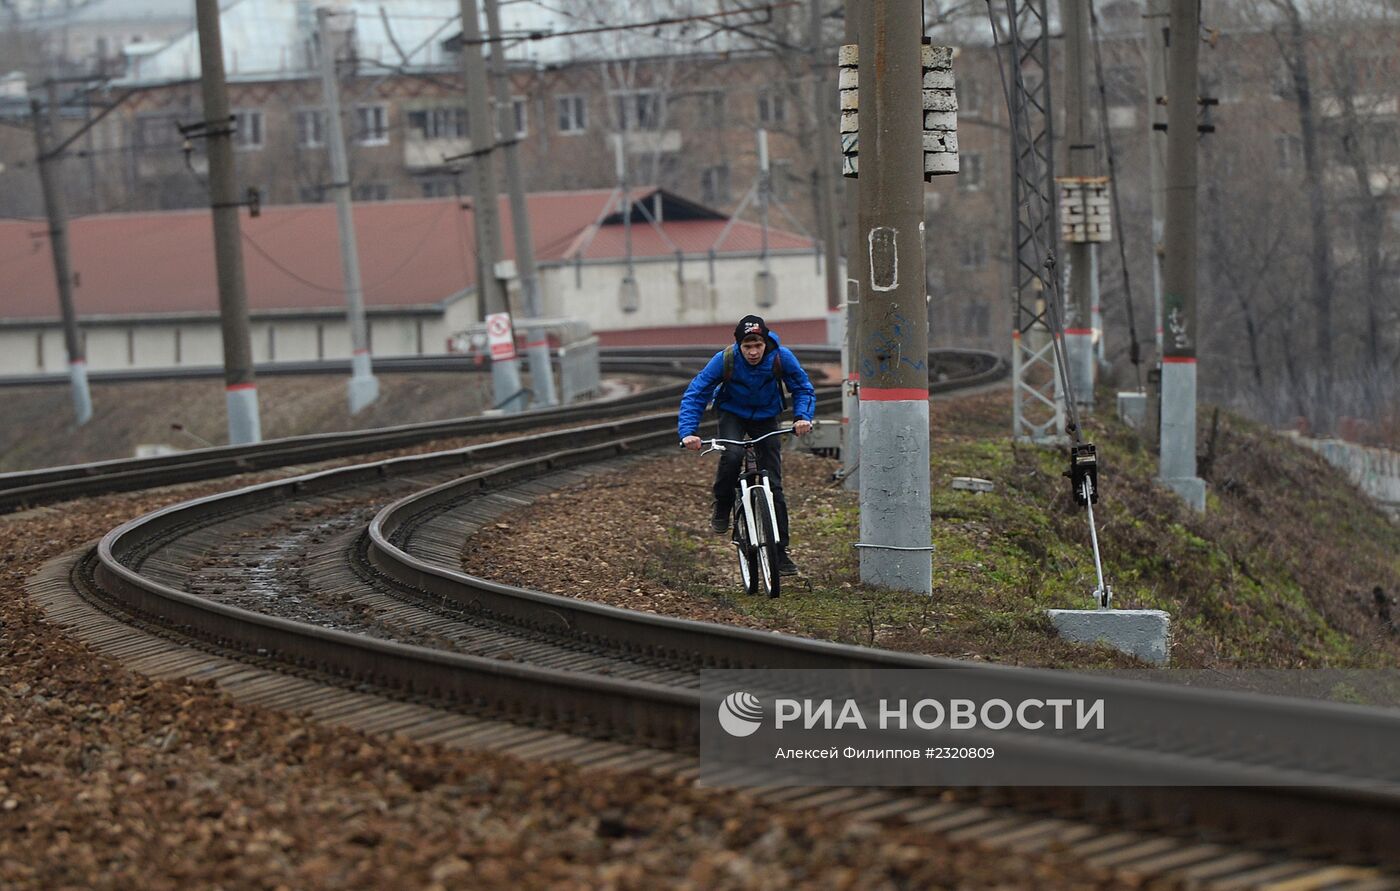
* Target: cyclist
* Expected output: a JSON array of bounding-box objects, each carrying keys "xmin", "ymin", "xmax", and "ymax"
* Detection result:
[{"xmin": 679, "ymin": 315, "xmax": 816, "ymax": 576}]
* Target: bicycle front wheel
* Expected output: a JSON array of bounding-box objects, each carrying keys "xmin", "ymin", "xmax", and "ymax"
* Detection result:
[
  {"xmin": 751, "ymin": 496, "xmax": 781, "ymax": 599},
  {"xmin": 734, "ymin": 503, "xmax": 760, "ymax": 595}
]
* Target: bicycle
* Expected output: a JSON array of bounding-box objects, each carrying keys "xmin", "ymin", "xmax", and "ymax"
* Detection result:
[{"xmin": 696, "ymin": 427, "xmax": 791, "ymax": 599}]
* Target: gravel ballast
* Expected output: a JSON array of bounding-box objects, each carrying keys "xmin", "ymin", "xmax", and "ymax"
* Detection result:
[{"xmin": 3, "ymin": 465, "xmax": 1140, "ymax": 888}]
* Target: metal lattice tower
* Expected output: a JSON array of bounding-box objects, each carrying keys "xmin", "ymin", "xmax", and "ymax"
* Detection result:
[{"xmin": 999, "ymin": 0, "xmax": 1066, "ymax": 443}]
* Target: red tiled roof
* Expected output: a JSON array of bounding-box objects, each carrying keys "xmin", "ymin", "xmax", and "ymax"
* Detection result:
[{"xmin": 0, "ymin": 188, "xmax": 813, "ymax": 321}]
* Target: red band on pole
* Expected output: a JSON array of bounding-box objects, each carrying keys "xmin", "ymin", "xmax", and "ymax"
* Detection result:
[
  {"xmin": 525, "ymin": 340, "xmax": 549, "ymax": 349},
  {"xmin": 226, "ymin": 383, "xmax": 257, "ymax": 392},
  {"xmin": 847, "ymin": 372, "xmax": 860, "ymax": 382},
  {"xmin": 1064, "ymin": 328, "xmax": 1095, "ymax": 335},
  {"xmin": 1162, "ymin": 356, "xmax": 1197, "ymax": 364},
  {"xmin": 859, "ymin": 387, "xmax": 929, "ymax": 401},
  {"xmin": 353, "ymin": 348, "xmax": 369, "ymax": 356}
]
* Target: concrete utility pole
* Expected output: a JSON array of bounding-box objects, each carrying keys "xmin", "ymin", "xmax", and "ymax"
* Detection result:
[
  {"xmin": 317, "ymin": 6, "xmax": 379, "ymax": 415},
  {"xmin": 484, "ymin": 0, "xmax": 555, "ymax": 406},
  {"xmin": 459, "ymin": 0, "xmax": 523, "ymax": 411},
  {"xmin": 839, "ymin": 1, "xmax": 863, "ymax": 492},
  {"xmin": 809, "ymin": 0, "xmax": 843, "ymax": 345},
  {"xmin": 1159, "ymin": 0, "xmax": 1204, "ymax": 510},
  {"xmin": 613, "ymin": 135, "xmax": 639, "ymax": 310},
  {"xmin": 30, "ymin": 85, "xmax": 92, "ymax": 426},
  {"xmin": 1144, "ymin": 0, "xmax": 1169, "ymax": 443},
  {"xmin": 195, "ymin": 0, "xmax": 260, "ymax": 443},
  {"xmin": 855, "ymin": 1, "xmax": 931, "ymax": 594},
  {"xmin": 1061, "ymin": 0, "xmax": 1096, "ymax": 412},
  {"xmin": 755, "ymin": 127, "xmax": 775, "ymax": 306}
]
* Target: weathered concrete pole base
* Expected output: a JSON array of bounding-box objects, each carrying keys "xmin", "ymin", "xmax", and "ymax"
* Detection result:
[
  {"xmin": 1046, "ymin": 608, "xmax": 1171, "ymax": 665},
  {"xmin": 348, "ymin": 351, "xmax": 380, "ymax": 415},
  {"xmin": 1116, "ymin": 391, "xmax": 1147, "ymax": 430},
  {"xmin": 1163, "ymin": 477, "xmax": 1206, "ymax": 512},
  {"xmin": 858, "ymin": 399, "xmax": 932, "ymax": 594},
  {"xmin": 491, "ymin": 356, "xmax": 525, "ymax": 413},
  {"xmin": 225, "ymin": 385, "xmax": 261, "ymax": 445}
]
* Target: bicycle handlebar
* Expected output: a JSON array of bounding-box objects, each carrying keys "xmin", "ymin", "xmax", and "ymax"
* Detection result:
[{"xmin": 691, "ymin": 426, "xmax": 795, "ymax": 456}]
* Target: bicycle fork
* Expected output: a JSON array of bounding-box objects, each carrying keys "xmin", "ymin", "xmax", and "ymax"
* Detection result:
[{"xmin": 738, "ymin": 476, "xmax": 782, "ymax": 546}]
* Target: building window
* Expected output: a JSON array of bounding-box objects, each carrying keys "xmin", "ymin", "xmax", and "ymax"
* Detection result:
[
  {"xmin": 232, "ymin": 110, "xmax": 264, "ymax": 150},
  {"xmin": 958, "ymin": 152, "xmax": 983, "ymax": 190},
  {"xmin": 1275, "ymin": 133, "xmax": 1302, "ymax": 170},
  {"xmin": 512, "ymin": 97, "xmax": 528, "ymax": 137},
  {"xmin": 1102, "ymin": 65, "xmax": 1142, "ymax": 106},
  {"xmin": 959, "ymin": 234, "xmax": 987, "ymax": 269},
  {"xmin": 355, "ymin": 104, "xmax": 389, "ymax": 145},
  {"xmin": 419, "ymin": 177, "xmax": 457, "ymax": 198},
  {"xmin": 613, "ymin": 90, "xmax": 661, "ymax": 131},
  {"xmin": 768, "ymin": 159, "xmax": 792, "ymax": 201},
  {"xmin": 701, "ymin": 164, "xmax": 730, "ymax": 204},
  {"xmin": 296, "ymin": 109, "xmax": 325, "ymax": 148},
  {"xmin": 556, "ymin": 94, "xmax": 586, "ymax": 133},
  {"xmin": 964, "ymin": 302, "xmax": 991, "ymax": 337},
  {"xmin": 407, "ymin": 106, "xmax": 467, "ymax": 140},
  {"xmin": 956, "ymin": 78, "xmax": 982, "ymax": 115},
  {"xmin": 700, "ymin": 90, "xmax": 725, "ymax": 128},
  {"xmin": 353, "ymin": 182, "xmax": 390, "ymax": 201},
  {"xmin": 1368, "ymin": 122, "xmax": 1398, "ymax": 162},
  {"xmin": 134, "ymin": 113, "xmax": 180, "ymax": 149},
  {"xmin": 757, "ymin": 87, "xmax": 786, "ymax": 125}
]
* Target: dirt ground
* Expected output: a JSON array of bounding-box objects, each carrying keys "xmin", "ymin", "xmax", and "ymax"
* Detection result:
[{"xmin": 0, "ymin": 414, "xmax": 1144, "ymax": 890}]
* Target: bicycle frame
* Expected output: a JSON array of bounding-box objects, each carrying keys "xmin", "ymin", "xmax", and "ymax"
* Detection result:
[{"xmin": 701, "ymin": 427, "xmax": 789, "ymax": 551}]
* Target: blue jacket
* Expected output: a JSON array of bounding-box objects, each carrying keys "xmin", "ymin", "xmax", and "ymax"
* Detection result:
[{"xmin": 677, "ymin": 332, "xmax": 816, "ymax": 438}]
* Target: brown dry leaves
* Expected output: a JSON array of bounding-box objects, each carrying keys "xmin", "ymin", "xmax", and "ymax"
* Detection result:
[{"xmin": 0, "ymin": 457, "xmax": 1134, "ymax": 889}]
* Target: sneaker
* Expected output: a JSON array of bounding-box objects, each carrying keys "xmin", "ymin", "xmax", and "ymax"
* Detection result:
[
  {"xmin": 776, "ymin": 550, "xmax": 799, "ymax": 576},
  {"xmin": 710, "ymin": 503, "xmax": 730, "ymax": 535}
]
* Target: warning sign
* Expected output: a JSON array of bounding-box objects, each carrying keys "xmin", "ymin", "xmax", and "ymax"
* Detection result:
[{"xmin": 485, "ymin": 312, "xmax": 516, "ymax": 360}]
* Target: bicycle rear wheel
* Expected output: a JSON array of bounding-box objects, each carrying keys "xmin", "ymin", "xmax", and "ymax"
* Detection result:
[
  {"xmin": 751, "ymin": 497, "xmax": 781, "ymax": 599},
  {"xmin": 733, "ymin": 502, "xmax": 759, "ymax": 595}
]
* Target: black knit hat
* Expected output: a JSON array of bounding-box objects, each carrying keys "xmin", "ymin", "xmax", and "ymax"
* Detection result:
[{"xmin": 735, "ymin": 314, "xmax": 770, "ymax": 343}]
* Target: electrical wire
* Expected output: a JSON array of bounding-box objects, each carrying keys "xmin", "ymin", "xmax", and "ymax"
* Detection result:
[
  {"xmin": 1087, "ymin": 0, "xmax": 1144, "ymax": 388},
  {"xmin": 457, "ymin": 1, "xmax": 798, "ymax": 48},
  {"xmin": 240, "ymin": 200, "xmax": 452, "ymax": 295}
]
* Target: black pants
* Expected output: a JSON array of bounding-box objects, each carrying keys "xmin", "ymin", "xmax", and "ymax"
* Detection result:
[{"xmin": 713, "ymin": 412, "xmax": 789, "ymax": 548}]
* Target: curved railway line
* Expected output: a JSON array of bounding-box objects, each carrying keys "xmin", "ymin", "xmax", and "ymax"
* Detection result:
[{"xmin": 19, "ymin": 346, "xmax": 1400, "ymax": 888}]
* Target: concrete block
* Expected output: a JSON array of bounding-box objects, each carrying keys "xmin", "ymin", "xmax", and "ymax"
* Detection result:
[
  {"xmin": 1117, "ymin": 391, "xmax": 1147, "ymax": 429},
  {"xmin": 923, "ymin": 69, "xmax": 955, "ymax": 89},
  {"xmin": 923, "ymin": 131, "xmax": 958, "ymax": 153},
  {"xmin": 1046, "ymin": 608, "xmax": 1171, "ymax": 665},
  {"xmin": 923, "ymin": 110, "xmax": 957, "ymax": 130},
  {"xmin": 924, "ymin": 152, "xmax": 959, "ymax": 175},
  {"xmin": 921, "ymin": 44, "xmax": 952, "ymax": 67},
  {"xmin": 922, "ymin": 89, "xmax": 957, "ymax": 112},
  {"xmin": 950, "ymin": 476, "xmax": 994, "ymax": 493},
  {"xmin": 1164, "ymin": 476, "xmax": 1207, "ymax": 512}
]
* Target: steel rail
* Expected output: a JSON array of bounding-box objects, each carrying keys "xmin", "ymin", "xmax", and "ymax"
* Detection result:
[
  {"xmin": 0, "ymin": 348, "xmax": 1003, "ymax": 513},
  {"xmin": 78, "ymin": 351, "xmax": 1400, "ymax": 863}
]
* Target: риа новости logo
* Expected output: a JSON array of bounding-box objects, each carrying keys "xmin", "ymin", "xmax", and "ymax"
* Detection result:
[{"xmin": 718, "ymin": 691, "xmax": 765, "ymax": 737}]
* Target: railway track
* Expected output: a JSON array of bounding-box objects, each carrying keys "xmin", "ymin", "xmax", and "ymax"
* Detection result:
[
  {"xmin": 21, "ymin": 347, "xmax": 1400, "ymax": 886},
  {"xmin": 0, "ymin": 346, "xmax": 1001, "ymax": 513}
]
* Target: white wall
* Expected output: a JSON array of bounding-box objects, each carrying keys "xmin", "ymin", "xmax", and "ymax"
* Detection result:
[
  {"xmin": 0, "ymin": 309, "xmax": 457, "ymax": 376},
  {"xmin": 539, "ymin": 253, "xmax": 826, "ymax": 332}
]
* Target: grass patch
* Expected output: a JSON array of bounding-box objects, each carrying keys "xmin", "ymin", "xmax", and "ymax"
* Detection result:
[{"xmin": 642, "ymin": 389, "xmax": 1400, "ymax": 669}]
